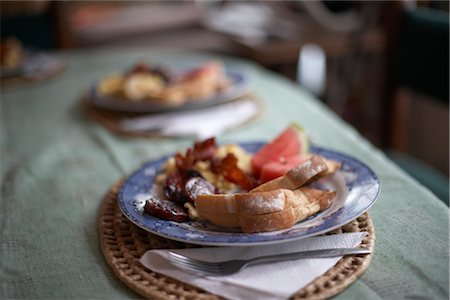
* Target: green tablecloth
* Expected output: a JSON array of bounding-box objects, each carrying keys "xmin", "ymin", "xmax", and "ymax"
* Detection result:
[{"xmin": 1, "ymin": 49, "xmax": 448, "ymax": 299}]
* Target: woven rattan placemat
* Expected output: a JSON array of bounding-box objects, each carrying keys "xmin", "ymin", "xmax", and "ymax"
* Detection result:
[
  {"xmin": 99, "ymin": 181, "xmax": 375, "ymax": 300},
  {"xmin": 84, "ymin": 94, "xmax": 264, "ymax": 138}
]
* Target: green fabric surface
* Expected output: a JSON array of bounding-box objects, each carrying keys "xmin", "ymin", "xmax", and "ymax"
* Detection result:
[{"xmin": 1, "ymin": 48, "xmax": 448, "ymax": 299}]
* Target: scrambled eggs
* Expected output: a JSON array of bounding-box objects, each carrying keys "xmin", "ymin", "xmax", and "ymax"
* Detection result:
[{"xmin": 156, "ymin": 144, "xmax": 252, "ymax": 192}]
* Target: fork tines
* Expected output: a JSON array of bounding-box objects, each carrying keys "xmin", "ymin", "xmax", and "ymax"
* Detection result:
[{"xmin": 168, "ymin": 252, "xmax": 223, "ymax": 275}]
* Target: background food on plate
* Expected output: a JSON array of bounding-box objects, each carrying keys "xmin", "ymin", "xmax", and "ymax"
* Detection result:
[
  {"xmin": 97, "ymin": 61, "xmax": 230, "ymax": 106},
  {"xmin": 0, "ymin": 37, "xmax": 23, "ymax": 69}
]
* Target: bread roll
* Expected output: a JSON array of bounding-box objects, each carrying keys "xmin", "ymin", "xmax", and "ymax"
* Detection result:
[
  {"xmin": 300, "ymin": 187, "xmax": 336, "ymax": 211},
  {"xmin": 198, "ymin": 211, "xmax": 240, "ymax": 228},
  {"xmin": 235, "ymin": 190, "xmax": 290, "ymax": 215},
  {"xmin": 197, "ymin": 189, "xmax": 305, "ymax": 216},
  {"xmin": 239, "ymin": 208, "xmax": 296, "ymax": 233},
  {"xmin": 194, "ymin": 154, "xmax": 339, "ymax": 233},
  {"xmin": 323, "ymin": 159, "xmax": 341, "ymax": 176},
  {"xmin": 239, "ymin": 188, "xmax": 336, "ymax": 233},
  {"xmin": 196, "ymin": 187, "xmax": 337, "ymax": 232},
  {"xmin": 251, "ymin": 155, "xmax": 329, "ymax": 193},
  {"xmin": 195, "ymin": 194, "xmax": 237, "ymax": 214}
]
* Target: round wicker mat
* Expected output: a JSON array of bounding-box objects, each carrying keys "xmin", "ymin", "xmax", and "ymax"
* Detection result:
[
  {"xmin": 84, "ymin": 94, "xmax": 264, "ymax": 138},
  {"xmin": 99, "ymin": 181, "xmax": 375, "ymax": 300}
]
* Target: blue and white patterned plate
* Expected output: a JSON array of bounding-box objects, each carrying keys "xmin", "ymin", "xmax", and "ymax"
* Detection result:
[
  {"xmin": 89, "ymin": 69, "xmax": 249, "ymax": 113},
  {"xmin": 118, "ymin": 143, "xmax": 380, "ymax": 246}
]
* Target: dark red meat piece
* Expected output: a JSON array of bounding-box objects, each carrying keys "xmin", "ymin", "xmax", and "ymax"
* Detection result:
[
  {"xmin": 163, "ymin": 171, "xmax": 187, "ymax": 204},
  {"xmin": 212, "ymin": 153, "xmax": 258, "ymax": 191},
  {"xmin": 164, "ymin": 168, "xmax": 218, "ymax": 204},
  {"xmin": 174, "ymin": 138, "xmax": 217, "ymax": 173},
  {"xmin": 193, "ymin": 137, "xmax": 217, "ymax": 161},
  {"xmin": 185, "ymin": 177, "xmax": 217, "ymax": 203},
  {"xmin": 144, "ymin": 196, "xmax": 188, "ymax": 222}
]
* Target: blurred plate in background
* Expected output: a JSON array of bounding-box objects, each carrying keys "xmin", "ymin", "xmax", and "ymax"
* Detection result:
[{"xmin": 88, "ymin": 69, "xmax": 249, "ymax": 113}]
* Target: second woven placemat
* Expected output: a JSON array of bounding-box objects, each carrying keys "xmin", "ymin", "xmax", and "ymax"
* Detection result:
[
  {"xmin": 84, "ymin": 95, "xmax": 264, "ymax": 138},
  {"xmin": 99, "ymin": 180, "xmax": 375, "ymax": 300}
]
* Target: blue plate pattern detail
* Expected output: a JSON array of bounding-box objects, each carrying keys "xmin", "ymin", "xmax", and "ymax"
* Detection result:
[
  {"xmin": 118, "ymin": 143, "xmax": 380, "ymax": 246},
  {"xmin": 89, "ymin": 70, "xmax": 249, "ymax": 113}
]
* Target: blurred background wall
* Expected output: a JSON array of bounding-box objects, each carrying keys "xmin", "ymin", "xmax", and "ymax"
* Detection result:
[{"xmin": 1, "ymin": 0, "xmax": 448, "ymax": 201}]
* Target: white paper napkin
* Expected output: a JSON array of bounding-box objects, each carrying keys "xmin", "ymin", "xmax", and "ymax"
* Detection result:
[
  {"xmin": 120, "ymin": 98, "xmax": 259, "ymax": 139},
  {"xmin": 140, "ymin": 232, "xmax": 367, "ymax": 300}
]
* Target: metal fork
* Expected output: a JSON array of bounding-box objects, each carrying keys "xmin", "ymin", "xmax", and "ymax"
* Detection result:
[{"xmin": 168, "ymin": 247, "xmax": 372, "ymax": 276}]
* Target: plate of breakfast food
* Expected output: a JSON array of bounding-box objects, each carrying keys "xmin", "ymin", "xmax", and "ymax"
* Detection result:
[
  {"xmin": 88, "ymin": 61, "xmax": 249, "ymax": 113},
  {"xmin": 0, "ymin": 37, "xmax": 25, "ymax": 78},
  {"xmin": 118, "ymin": 124, "xmax": 380, "ymax": 246},
  {"xmin": 1, "ymin": 37, "xmax": 66, "ymax": 80}
]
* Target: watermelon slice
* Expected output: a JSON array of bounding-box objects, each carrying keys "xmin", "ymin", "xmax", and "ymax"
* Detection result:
[
  {"xmin": 181, "ymin": 61, "xmax": 221, "ymax": 82},
  {"xmin": 251, "ymin": 123, "xmax": 309, "ymax": 177},
  {"xmin": 260, "ymin": 154, "xmax": 309, "ymax": 183}
]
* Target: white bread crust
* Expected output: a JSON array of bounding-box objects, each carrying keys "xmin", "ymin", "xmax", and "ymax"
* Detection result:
[
  {"xmin": 251, "ymin": 155, "xmax": 329, "ymax": 192},
  {"xmin": 195, "ymin": 154, "xmax": 338, "ymax": 233}
]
